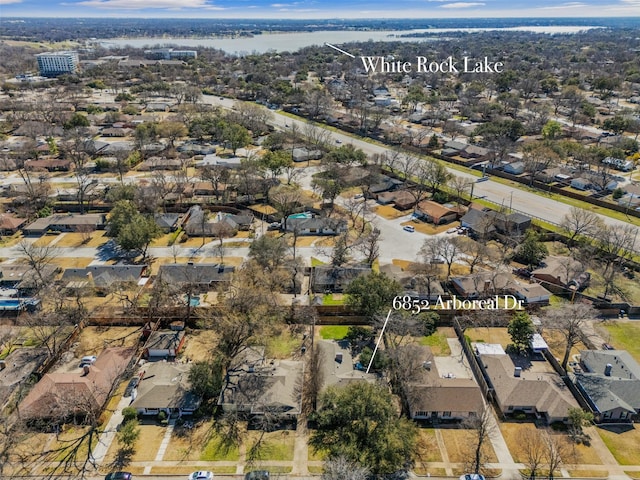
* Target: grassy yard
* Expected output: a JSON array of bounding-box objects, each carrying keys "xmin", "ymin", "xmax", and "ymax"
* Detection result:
[
  {"xmin": 179, "ymin": 329, "xmax": 219, "ymax": 363},
  {"xmin": 374, "ymin": 205, "xmax": 411, "ymax": 219},
  {"xmin": 597, "ymin": 425, "xmax": 640, "ymax": 465},
  {"xmin": 419, "ymin": 328, "xmax": 452, "ymax": 356},
  {"xmin": 319, "ymin": 325, "xmax": 350, "ymax": 340},
  {"xmin": 103, "ymin": 424, "xmax": 166, "ymax": 463},
  {"xmin": 599, "ymin": 321, "xmax": 640, "ymax": 363},
  {"xmin": 465, "ymin": 327, "xmax": 512, "ymax": 348},
  {"xmin": 76, "ymin": 326, "xmax": 141, "ymax": 355},
  {"xmin": 322, "ymin": 293, "xmax": 346, "ymax": 305},
  {"xmin": 266, "ymin": 326, "xmax": 302, "ymax": 359},
  {"xmin": 54, "ymin": 231, "xmax": 109, "ymax": 248},
  {"xmin": 440, "ymin": 428, "xmax": 498, "ymax": 464},
  {"xmin": 200, "ymin": 428, "xmax": 241, "ymax": 461},
  {"xmin": 245, "ymin": 430, "xmax": 295, "ymax": 462},
  {"xmin": 414, "ymin": 428, "xmax": 443, "ymax": 464}
]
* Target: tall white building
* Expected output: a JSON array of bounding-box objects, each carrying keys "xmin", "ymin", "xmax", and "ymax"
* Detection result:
[{"xmin": 35, "ymin": 51, "xmax": 79, "ymax": 77}]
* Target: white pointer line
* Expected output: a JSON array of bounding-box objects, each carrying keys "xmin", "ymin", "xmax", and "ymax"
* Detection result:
[{"xmin": 325, "ymin": 42, "xmax": 355, "ymax": 58}]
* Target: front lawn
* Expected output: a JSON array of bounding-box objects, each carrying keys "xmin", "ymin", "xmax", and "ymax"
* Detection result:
[
  {"xmin": 245, "ymin": 430, "xmax": 295, "ymax": 462},
  {"xmin": 597, "ymin": 425, "xmax": 640, "ymax": 465}
]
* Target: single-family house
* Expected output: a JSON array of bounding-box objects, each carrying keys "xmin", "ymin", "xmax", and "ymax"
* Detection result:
[
  {"xmin": 18, "ymin": 347, "xmax": 134, "ymax": 423},
  {"xmin": 158, "ymin": 263, "xmax": 235, "ymax": 291},
  {"xmin": 574, "ymin": 350, "xmax": 640, "ymax": 423},
  {"xmin": 380, "ymin": 264, "xmax": 445, "ymax": 301},
  {"xmin": 138, "ymin": 157, "xmax": 183, "ymax": 171},
  {"xmin": 531, "ymin": 256, "xmax": 587, "ymax": 289},
  {"xmin": 197, "ymin": 154, "xmax": 242, "ymax": 168},
  {"xmin": 218, "ymin": 346, "xmax": 304, "ymax": 422},
  {"xmin": 0, "ymin": 214, "xmax": 26, "ymax": 235},
  {"xmin": 23, "ymin": 213, "xmax": 106, "ymax": 235},
  {"xmin": 316, "ymin": 340, "xmax": 377, "ymax": 391},
  {"xmin": 61, "ymin": 264, "xmax": 148, "ymax": 292},
  {"xmin": 292, "ymin": 148, "xmax": 323, "ymax": 163},
  {"xmin": 130, "ymin": 361, "xmax": 201, "ymax": 417},
  {"xmin": 476, "ymin": 346, "xmax": 579, "ymax": 424},
  {"xmin": 311, "ymin": 266, "xmax": 372, "ymax": 293},
  {"xmin": 504, "ymin": 161, "xmax": 525, "ymax": 175},
  {"xmin": 451, "ymin": 271, "xmax": 513, "ymax": 299},
  {"xmin": 154, "ymin": 213, "xmax": 182, "ymax": 232},
  {"xmin": 405, "ymin": 345, "xmax": 484, "ymax": 421},
  {"xmin": 416, "ymin": 200, "xmax": 457, "ymax": 225},
  {"xmin": 459, "ymin": 208, "xmax": 497, "ymax": 239},
  {"xmin": 377, "ymin": 190, "xmax": 417, "ymax": 210},
  {"xmin": 143, "ymin": 330, "xmax": 186, "ymax": 359},
  {"xmin": 285, "ymin": 216, "xmax": 347, "ymax": 235},
  {"xmin": 24, "ymin": 159, "xmax": 73, "ymax": 172},
  {"xmin": 571, "ymin": 177, "xmax": 593, "ymax": 191}
]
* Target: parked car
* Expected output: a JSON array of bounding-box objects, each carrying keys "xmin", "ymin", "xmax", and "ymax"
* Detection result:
[
  {"xmin": 460, "ymin": 475, "xmax": 485, "ymax": 480},
  {"xmin": 79, "ymin": 355, "xmax": 97, "ymax": 367},
  {"xmin": 476, "ymin": 176, "xmax": 490, "ymax": 182},
  {"xmin": 189, "ymin": 472, "xmax": 214, "ymax": 480},
  {"xmin": 105, "ymin": 473, "xmax": 132, "ymax": 480},
  {"xmin": 403, "ymin": 225, "xmax": 415, "ymax": 232},
  {"xmin": 124, "ymin": 377, "xmax": 140, "ymax": 397},
  {"xmin": 245, "ymin": 471, "xmax": 270, "ymax": 480},
  {"xmin": 602, "ymin": 343, "xmax": 615, "ymax": 350}
]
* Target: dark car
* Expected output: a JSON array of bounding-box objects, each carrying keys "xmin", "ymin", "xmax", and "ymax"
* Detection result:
[
  {"xmin": 245, "ymin": 471, "xmax": 270, "ymax": 480},
  {"xmin": 105, "ymin": 472, "xmax": 132, "ymax": 480},
  {"xmin": 124, "ymin": 377, "xmax": 139, "ymax": 397},
  {"xmin": 602, "ymin": 343, "xmax": 615, "ymax": 350}
]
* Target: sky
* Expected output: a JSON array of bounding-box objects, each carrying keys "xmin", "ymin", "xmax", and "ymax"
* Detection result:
[{"xmin": 0, "ymin": 0, "xmax": 639, "ymax": 19}]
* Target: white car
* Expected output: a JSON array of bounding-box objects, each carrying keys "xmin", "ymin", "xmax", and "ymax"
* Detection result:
[
  {"xmin": 403, "ymin": 225, "xmax": 415, "ymax": 233},
  {"xmin": 189, "ymin": 472, "xmax": 214, "ymax": 480}
]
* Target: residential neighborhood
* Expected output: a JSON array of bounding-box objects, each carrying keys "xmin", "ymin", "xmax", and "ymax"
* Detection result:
[{"xmin": 0, "ymin": 12, "xmax": 640, "ymax": 480}]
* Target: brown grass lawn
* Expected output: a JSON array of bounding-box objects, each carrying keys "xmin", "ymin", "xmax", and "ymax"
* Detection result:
[
  {"xmin": 374, "ymin": 205, "xmax": 411, "ymax": 219},
  {"xmin": 54, "ymin": 231, "xmax": 109, "ymax": 248},
  {"xmin": 597, "ymin": 424, "xmax": 640, "ymax": 465},
  {"xmin": 501, "ymin": 423, "xmax": 601, "ymax": 465},
  {"xmin": 200, "ymin": 256, "xmax": 244, "ymax": 267},
  {"xmin": 392, "ymin": 259, "xmax": 416, "ymax": 270},
  {"xmin": 440, "ymin": 428, "xmax": 497, "ymax": 464},
  {"xmin": 75, "ymin": 326, "xmax": 142, "ymax": 356},
  {"xmin": 249, "ymin": 204, "xmax": 278, "ymax": 215},
  {"xmin": 32, "ymin": 234, "xmax": 59, "ymax": 247},
  {"xmin": 465, "ymin": 327, "xmax": 512, "ymax": 348},
  {"xmin": 49, "ymin": 257, "xmax": 95, "ymax": 269},
  {"xmin": 179, "ymin": 329, "xmax": 218, "ymax": 363},
  {"xmin": 414, "ymin": 428, "xmax": 443, "ymax": 464},
  {"xmin": 313, "ymin": 237, "xmax": 336, "ymax": 248},
  {"xmin": 567, "ymin": 469, "xmax": 609, "ymax": 478},
  {"xmin": 148, "ymin": 256, "xmax": 192, "ymax": 275},
  {"xmin": 542, "ymin": 329, "xmax": 586, "ymax": 365},
  {"xmin": 150, "ymin": 232, "xmax": 176, "ymax": 247},
  {"xmin": 129, "ymin": 425, "xmax": 166, "ymax": 462}
]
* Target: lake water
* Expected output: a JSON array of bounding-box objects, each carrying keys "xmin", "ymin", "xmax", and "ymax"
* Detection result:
[{"xmin": 99, "ymin": 26, "xmax": 600, "ymax": 56}]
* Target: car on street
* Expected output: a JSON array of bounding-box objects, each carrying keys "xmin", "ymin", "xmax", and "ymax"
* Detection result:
[
  {"xmin": 403, "ymin": 225, "xmax": 415, "ymax": 232},
  {"xmin": 460, "ymin": 475, "xmax": 485, "ymax": 480},
  {"xmin": 476, "ymin": 175, "xmax": 490, "ymax": 182},
  {"xmin": 245, "ymin": 470, "xmax": 270, "ymax": 480},
  {"xmin": 189, "ymin": 472, "xmax": 214, "ymax": 480},
  {"xmin": 105, "ymin": 472, "xmax": 132, "ymax": 480},
  {"xmin": 336, "ymin": 139, "xmax": 342, "ymax": 144}
]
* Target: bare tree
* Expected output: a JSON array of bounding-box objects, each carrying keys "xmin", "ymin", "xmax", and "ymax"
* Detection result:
[
  {"xmin": 419, "ymin": 236, "xmax": 461, "ymax": 278},
  {"xmin": 522, "ymin": 428, "xmax": 546, "ymax": 480},
  {"xmin": 560, "ymin": 207, "xmax": 603, "ymax": 248},
  {"xmin": 543, "ymin": 302, "xmax": 597, "ymax": 371},
  {"xmin": 18, "ymin": 240, "xmax": 58, "ymax": 293},
  {"xmin": 322, "ymin": 455, "xmax": 370, "ymax": 480},
  {"xmin": 543, "ymin": 431, "xmax": 570, "ymax": 480},
  {"xmin": 462, "ymin": 405, "xmax": 495, "ymax": 475}
]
